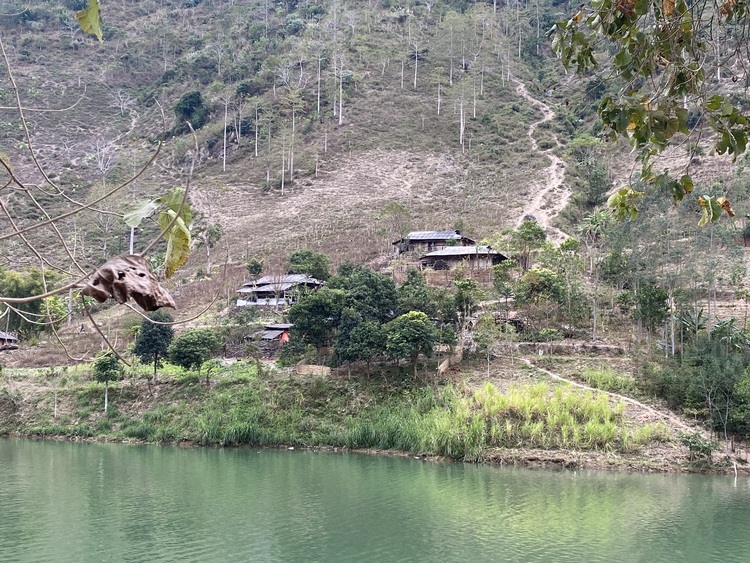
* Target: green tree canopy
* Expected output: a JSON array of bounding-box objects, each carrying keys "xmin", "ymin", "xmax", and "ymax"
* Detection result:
[
  {"xmin": 133, "ymin": 310, "xmax": 174, "ymax": 380},
  {"xmin": 635, "ymin": 280, "xmax": 669, "ymax": 334},
  {"xmin": 397, "ymin": 269, "xmax": 437, "ymax": 317},
  {"xmin": 328, "ymin": 264, "xmax": 397, "ymax": 323},
  {"xmin": 173, "ymin": 90, "xmax": 209, "ymax": 131},
  {"xmin": 288, "ymin": 249, "xmax": 330, "ymax": 281},
  {"xmin": 168, "ymin": 328, "xmax": 221, "ymax": 375},
  {"xmin": 92, "ymin": 351, "xmax": 123, "ymax": 413},
  {"xmin": 0, "ymin": 267, "xmax": 61, "ymax": 338},
  {"xmin": 246, "ymin": 258, "xmax": 264, "ymax": 277},
  {"xmin": 288, "ymin": 287, "xmax": 344, "ymax": 351},
  {"xmin": 512, "ymin": 220, "xmax": 547, "ymax": 271},
  {"xmin": 384, "ymin": 311, "xmax": 437, "ymax": 378}
]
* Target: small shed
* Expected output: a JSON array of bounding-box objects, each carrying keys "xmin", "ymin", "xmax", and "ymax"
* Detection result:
[
  {"xmin": 261, "ymin": 323, "xmax": 293, "ymax": 344},
  {"xmin": 419, "ymin": 246, "xmax": 506, "ymax": 270},
  {"xmin": 250, "ymin": 323, "xmax": 294, "ymax": 357},
  {"xmin": 393, "ymin": 230, "xmax": 476, "ymax": 255},
  {"xmin": 0, "ymin": 330, "xmax": 18, "ymax": 350}
]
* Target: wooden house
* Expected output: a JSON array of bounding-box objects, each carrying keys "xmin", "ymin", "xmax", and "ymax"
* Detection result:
[
  {"xmin": 393, "ymin": 230, "xmax": 476, "ymax": 255},
  {"xmin": 237, "ymin": 274, "xmax": 323, "ymax": 307},
  {"xmin": 0, "ymin": 330, "xmax": 18, "ymax": 350},
  {"xmin": 419, "ymin": 246, "xmax": 506, "ymax": 270}
]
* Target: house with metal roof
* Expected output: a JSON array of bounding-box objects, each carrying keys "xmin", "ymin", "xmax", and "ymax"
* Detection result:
[
  {"xmin": 392, "ymin": 230, "xmax": 476, "ymax": 255},
  {"xmin": 419, "ymin": 246, "xmax": 506, "ymax": 270},
  {"xmin": 236, "ymin": 275, "xmax": 323, "ymax": 307},
  {"xmin": 0, "ymin": 330, "xmax": 18, "ymax": 350}
]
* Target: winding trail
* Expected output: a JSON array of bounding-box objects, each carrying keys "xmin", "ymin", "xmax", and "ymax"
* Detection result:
[
  {"xmin": 521, "ymin": 358, "xmax": 700, "ymax": 434},
  {"xmin": 512, "ymin": 79, "xmax": 571, "ymax": 243}
]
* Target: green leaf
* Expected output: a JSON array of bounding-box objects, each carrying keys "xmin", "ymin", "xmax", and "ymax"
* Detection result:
[
  {"xmin": 697, "ymin": 196, "xmax": 723, "ymax": 227},
  {"xmin": 156, "ymin": 189, "xmax": 192, "ymax": 278},
  {"xmin": 706, "ymin": 95, "xmax": 724, "ymax": 112},
  {"xmin": 76, "ymin": 0, "xmax": 103, "ymax": 42},
  {"xmin": 679, "ymin": 174, "xmax": 694, "ymax": 196},
  {"xmin": 123, "ymin": 199, "xmax": 161, "ymax": 228},
  {"xmin": 159, "ymin": 210, "xmax": 191, "ymax": 278}
]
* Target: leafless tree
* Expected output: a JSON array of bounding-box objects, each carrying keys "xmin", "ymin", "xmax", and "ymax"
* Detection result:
[{"xmin": 108, "ymin": 87, "xmax": 135, "ymax": 118}]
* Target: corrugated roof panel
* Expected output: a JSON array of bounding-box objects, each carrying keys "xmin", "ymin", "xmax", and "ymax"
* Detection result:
[
  {"xmin": 261, "ymin": 330, "xmax": 284, "ymax": 340},
  {"xmin": 406, "ymin": 230, "xmax": 461, "ymax": 241},
  {"xmin": 420, "ymin": 246, "xmax": 503, "ymax": 258}
]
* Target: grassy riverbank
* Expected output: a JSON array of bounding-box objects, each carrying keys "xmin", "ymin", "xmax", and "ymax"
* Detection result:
[{"xmin": 0, "ymin": 359, "xmax": 692, "ymax": 470}]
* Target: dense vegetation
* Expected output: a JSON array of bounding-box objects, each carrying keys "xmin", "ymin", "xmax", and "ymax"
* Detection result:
[{"xmin": 2, "ymin": 0, "xmax": 750, "ymax": 465}]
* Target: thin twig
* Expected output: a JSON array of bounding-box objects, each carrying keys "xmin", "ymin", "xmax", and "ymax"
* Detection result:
[{"xmin": 83, "ymin": 296, "xmax": 131, "ymax": 367}]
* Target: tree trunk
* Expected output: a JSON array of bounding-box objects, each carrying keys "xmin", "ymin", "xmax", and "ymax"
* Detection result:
[
  {"xmin": 104, "ymin": 380, "xmax": 109, "ymax": 413},
  {"xmin": 222, "ymin": 98, "xmax": 229, "ymax": 172},
  {"xmin": 338, "ymin": 69, "xmax": 344, "ymax": 125}
]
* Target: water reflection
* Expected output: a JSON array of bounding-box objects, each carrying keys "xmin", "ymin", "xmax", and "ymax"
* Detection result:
[{"xmin": 1, "ymin": 438, "xmax": 748, "ymax": 562}]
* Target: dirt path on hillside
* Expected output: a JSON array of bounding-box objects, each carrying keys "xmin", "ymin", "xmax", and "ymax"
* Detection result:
[
  {"xmin": 521, "ymin": 357, "xmax": 750, "ymax": 470},
  {"xmin": 512, "ymin": 79, "xmax": 571, "ymax": 243},
  {"xmin": 520, "ymin": 358, "xmax": 699, "ymax": 433}
]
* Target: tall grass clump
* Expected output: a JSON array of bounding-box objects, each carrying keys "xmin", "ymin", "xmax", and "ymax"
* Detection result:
[
  {"xmin": 582, "ymin": 367, "xmax": 637, "ymax": 395},
  {"xmin": 469, "ymin": 382, "xmax": 631, "ymax": 452}
]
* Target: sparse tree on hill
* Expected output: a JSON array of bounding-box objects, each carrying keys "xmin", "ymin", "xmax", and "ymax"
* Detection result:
[
  {"xmin": 133, "ymin": 310, "xmax": 174, "ymax": 384},
  {"xmin": 474, "ymin": 312, "xmax": 501, "ymax": 376},
  {"xmin": 93, "ymin": 351, "xmax": 122, "ymax": 413}
]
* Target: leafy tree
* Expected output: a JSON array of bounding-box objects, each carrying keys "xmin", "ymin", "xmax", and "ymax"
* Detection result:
[
  {"xmin": 133, "ymin": 310, "xmax": 174, "ymax": 383},
  {"xmin": 474, "ymin": 313, "xmax": 501, "ymax": 376},
  {"xmin": 552, "ymin": 1, "xmax": 742, "ymax": 222},
  {"xmin": 278, "ymin": 330, "xmax": 306, "ymax": 366},
  {"xmin": 347, "ymin": 321, "xmax": 386, "ymax": 376},
  {"xmin": 397, "ymin": 269, "xmax": 437, "ymax": 317},
  {"xmin": 288, "ymin": 287, "xmax": 344, "ymax": 354},
  {"xmin": 288, "ymin": 249, "xmax": 330, "ymax": 280},
  {"xmin": 512, "ymin": 220, "xmax": 547, "ymax": 271},
  {"xmin": 492, "ymin": 260, "xmax": 517, "ymax": 312},
  {"xmin": 515, "ymin": 268, "xmax": 565, "ymax": 306},
  {"xmin": 635, "ymin": 281, "xmax": 669, "ymax": 336},
  {"xmin": 168, "ymin": 328, "xmax": 221, "ymax": 383},
  {"xmin": 0, "ymin": 267, "xmax": 60, "ymax": 338},
  {"xmin": 92, "ymin": 351, "xmax": 122, "ymax": 413},
  {"xmin": 384, "ymin": 311, "xmax": 437, "ymax": 378},
  {"xmin": 332, "ymin": 307, "xmax": 363, "ymax": 370},
  {"xmin": 173, "ymin": 90, "xmax": 209, "ymax": 131},
  {"xmin": 453, "ymin": 279, "xmax": 480, "ymax": 326},
  {"xmin": 333, "ymin": 306, "xmax": 385, "ymax": 376},
  {"xmin": 328, "ymin": 264, "xmax": 398, "ymax": 323},
  {"xmin": 246, "ymin": 258, "xmax": 264, "ymax": 277}
]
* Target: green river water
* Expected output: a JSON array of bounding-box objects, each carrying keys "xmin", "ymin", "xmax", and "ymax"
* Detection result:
[{"xmin": 1, "ymin": 438, "xmax": 749, "ymax": 562}]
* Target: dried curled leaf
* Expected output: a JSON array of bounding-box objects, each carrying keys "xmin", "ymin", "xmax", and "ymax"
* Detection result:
[
  {"xmin": 717, "ymin": 196, "xmax": 735, "ymax": 217},
  {"xmin": 721, "ymin": 0, "xmax": 738, "ymax": 15},
  {"xmin": 80, "ymin": 255, "xmax": 176, "ymax": 311}
]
